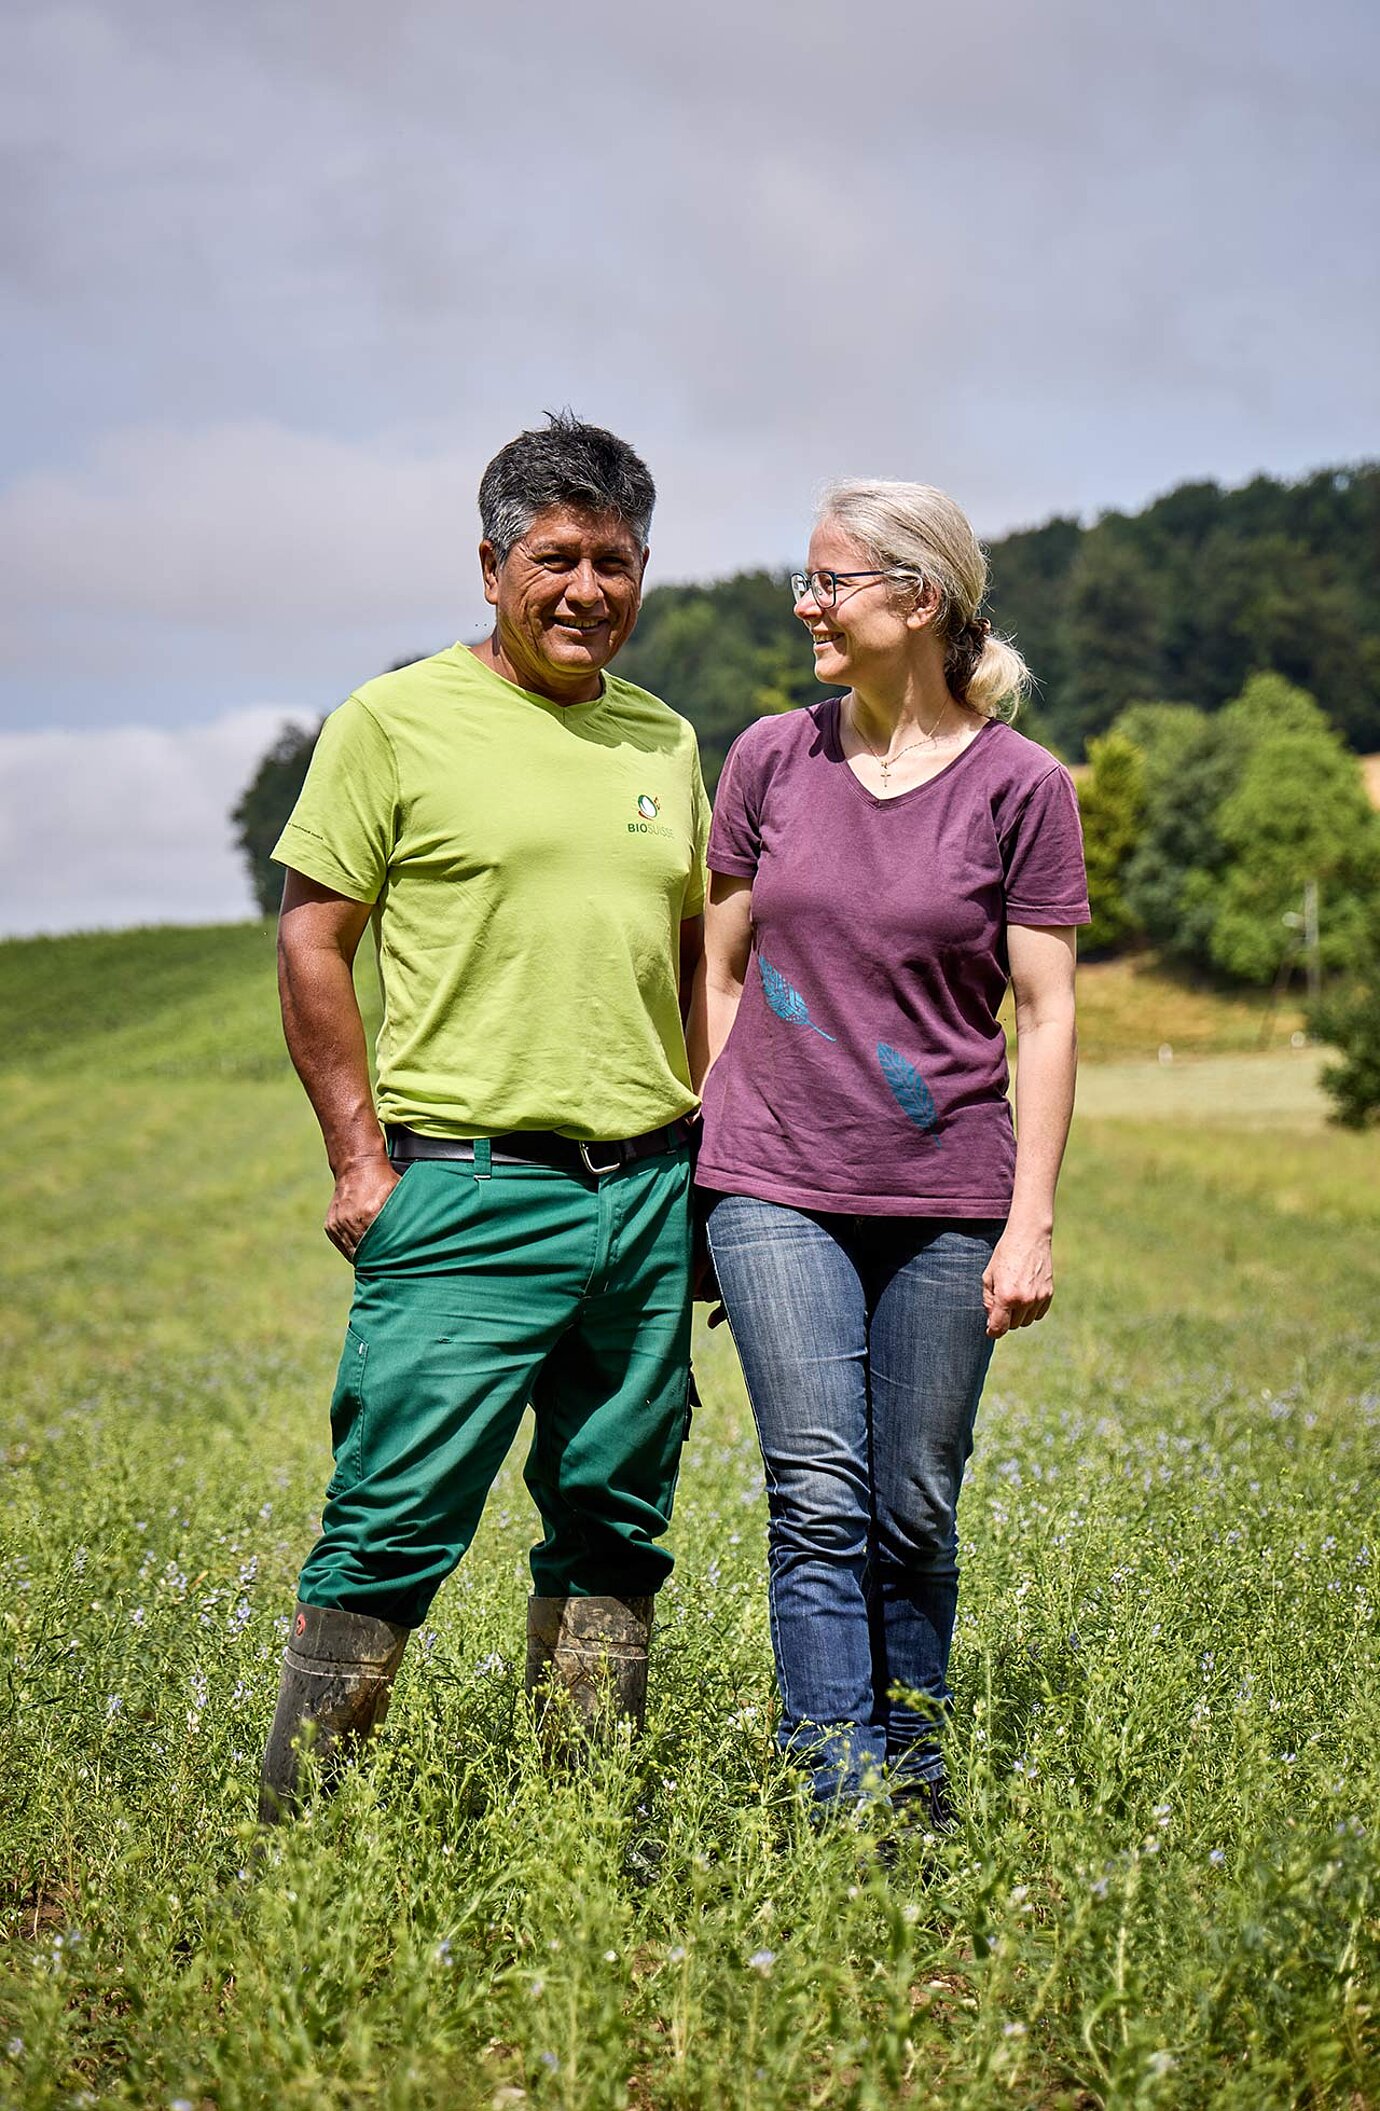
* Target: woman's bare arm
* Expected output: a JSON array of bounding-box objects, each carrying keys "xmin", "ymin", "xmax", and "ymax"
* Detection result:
[{"xmin": 982, "ymin": 924, "xmax": 1078, "ymax": 1339}]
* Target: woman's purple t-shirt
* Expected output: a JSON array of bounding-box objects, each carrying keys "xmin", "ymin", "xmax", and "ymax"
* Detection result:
[{"xmin": 696, "ymin": 701, "xmax": 1091, "ymax": 1217}]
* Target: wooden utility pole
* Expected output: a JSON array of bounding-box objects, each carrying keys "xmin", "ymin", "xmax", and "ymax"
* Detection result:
[{"xmin": 1260, "ymin": 880, "xmax": 1322, "ymax": 1047}]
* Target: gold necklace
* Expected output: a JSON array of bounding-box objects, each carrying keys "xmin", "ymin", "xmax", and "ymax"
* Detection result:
[{"xmin": 847, "ymin": 697, "xmax": 957, "ymax": 788}]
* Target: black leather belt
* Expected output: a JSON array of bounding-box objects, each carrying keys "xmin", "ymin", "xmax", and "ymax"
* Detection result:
[{"xmin": 385, "ymin": 1118, "xmax": 694, "ymax": 1178}]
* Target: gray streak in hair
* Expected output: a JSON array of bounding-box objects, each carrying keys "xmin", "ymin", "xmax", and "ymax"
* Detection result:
[{"xmin": 478, "ymin": 409, "xmax": 656, "ymax": 563}]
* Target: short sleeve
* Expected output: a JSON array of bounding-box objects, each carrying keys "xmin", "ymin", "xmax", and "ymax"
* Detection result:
[
  {"xmin": 272, "ymin": 696, "xmax": 398, "ymax": 904},
  {"xmin": 1001, "ymin": 764, "xmax": 1091, "ymax": 926},
  {"xmin": 706, "ymin": 730, "xmax": 764, "ymax": 877},
  {"xmin": 682, "ymin": 745, "xmax": 712, "ymax": 917}
]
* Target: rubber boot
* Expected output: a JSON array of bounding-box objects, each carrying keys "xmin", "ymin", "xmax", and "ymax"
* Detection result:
[
  {"xmin": 525, "ymin": 1594, "xmax": 654, "ymax": 1750},
  {"xmin": 258, "ymin": 1601, "xmax": 410, "ymax": 1823}
]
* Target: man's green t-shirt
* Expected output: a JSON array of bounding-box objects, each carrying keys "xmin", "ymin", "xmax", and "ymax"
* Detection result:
[{"xmin": 274, "ymin": 647, "xmax": 710, "ymax": 1142}]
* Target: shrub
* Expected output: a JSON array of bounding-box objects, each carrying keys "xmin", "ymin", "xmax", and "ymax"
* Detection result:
[{"xmin": 1311, "ymin": 947, "xmax": 1380, "ymax": 1127}]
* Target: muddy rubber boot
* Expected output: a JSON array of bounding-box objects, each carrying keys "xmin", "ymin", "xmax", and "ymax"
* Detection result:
[
  {"xmin": 258, "ymin": 1601, "xmax": 410, "ymax": 1823},
  {"xmin": 525, "ymin": 1594, "xmax": 654, "ymax": 1750}
]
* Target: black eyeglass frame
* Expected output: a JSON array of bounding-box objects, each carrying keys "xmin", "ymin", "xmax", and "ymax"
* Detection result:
[{"xmin": 789, "ymin": 568, "xmax": 918, "ymax": 608}]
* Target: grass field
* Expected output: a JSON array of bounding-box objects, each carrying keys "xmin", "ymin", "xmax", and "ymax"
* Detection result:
[{"xmin": 1, "ymin": 924, "xmax": 1377, "ymax": 2109}]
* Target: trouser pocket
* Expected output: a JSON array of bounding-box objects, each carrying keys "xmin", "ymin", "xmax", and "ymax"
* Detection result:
[
  {"xmin": 325, "ymin": 1322, "xmax": 369, "ymax": 1496},
  {"xmin": 350, "ymin": 1164, "xmax": 414, "ymax": 1267}
]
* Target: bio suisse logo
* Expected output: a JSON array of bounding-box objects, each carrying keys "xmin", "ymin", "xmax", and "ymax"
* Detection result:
[{"xmin": 628, "ymin": 792, "xmax": 673, "ymax": 838}]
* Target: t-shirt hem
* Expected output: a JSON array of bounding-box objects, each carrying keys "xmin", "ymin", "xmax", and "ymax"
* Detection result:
[
  {"xmin": 706, "ymin": 851, "xmax": 758, "ymax": 877},
  {"xmin": 1006, "ymin": 898, "xmax": 1092, "ymax": 925},
  {"xmin": 380, "ymin": 1094, "xmax": 701, "ymax": 1143},
  {"xmin": 694, "ymin": 1164, "xmax": 1011, "ymax": 1218}
]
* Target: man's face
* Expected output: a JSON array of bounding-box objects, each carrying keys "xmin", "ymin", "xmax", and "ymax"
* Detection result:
[{"xmin": 479, "ymin": 504, "xmax": 648, "ymax": 703}]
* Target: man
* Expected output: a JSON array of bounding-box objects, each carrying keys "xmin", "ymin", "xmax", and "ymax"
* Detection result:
[{"xmin": 259, "ymin": 413, "xmax": 709, "ymax": 1821}]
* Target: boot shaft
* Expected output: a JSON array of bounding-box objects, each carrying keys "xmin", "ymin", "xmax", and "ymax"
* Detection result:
[
  {"xmin": 259, "ymin": 1601, "xmax": 409, "ymax": 1824},
  {"xmin": 526, "ymin": 1593, "xmax": 654, "ymax": 1743}
]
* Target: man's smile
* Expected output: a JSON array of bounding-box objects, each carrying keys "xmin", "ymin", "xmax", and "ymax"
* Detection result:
[{"xmin": 478, "ymin": 500, "xmax": 648, "ymax": 701}]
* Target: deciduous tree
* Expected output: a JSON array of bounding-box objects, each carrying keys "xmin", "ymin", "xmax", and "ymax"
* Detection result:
[
  {"xmin": 1207, "ymin": 678, "xmax": 1380, "ymax": 983},
  {"xmin": 231, "ymin": 720, "xmax": 321, "ymax": 917},
  {"xmin": 1077, "ymin": 731, "xmax": 1146, "ymax": 954}
]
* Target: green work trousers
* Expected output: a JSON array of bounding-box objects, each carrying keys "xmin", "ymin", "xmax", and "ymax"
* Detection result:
[{"xmin": 297, "ymin": 1147, "xmax": 694, "ymax": 1628}]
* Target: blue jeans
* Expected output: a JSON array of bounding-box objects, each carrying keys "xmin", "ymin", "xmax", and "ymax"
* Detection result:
[{"xmin": 706, "ymin": 1195, "xmax": 1001, "ymax": 1803}]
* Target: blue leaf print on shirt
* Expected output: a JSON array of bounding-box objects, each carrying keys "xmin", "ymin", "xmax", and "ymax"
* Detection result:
[
  {"xmin": 877, "ymin": 1042, "xmax": 941, "ymax": 1143},
  {"xmin": 757, "ymin": 955, "xmax": 836, "ymax": 1040}
]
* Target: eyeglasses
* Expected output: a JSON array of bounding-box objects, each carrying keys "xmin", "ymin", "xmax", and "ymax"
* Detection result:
[{"xmin": 789, "ymin": 568, "xmax": 914, "ymax": 608}]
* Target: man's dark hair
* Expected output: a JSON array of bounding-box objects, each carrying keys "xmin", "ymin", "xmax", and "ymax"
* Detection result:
[{"xmin": 478, "ymin": 410, "xmax": 655, "ymax": 563}]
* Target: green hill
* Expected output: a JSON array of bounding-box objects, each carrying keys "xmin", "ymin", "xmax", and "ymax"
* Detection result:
[
  {"xmin": 0, "ymin": 920, "xmax": 386, "ymax": 1084},
  {"xmin": 0, "ymin": 921, "xmax": 289, "ymax": 1082}
]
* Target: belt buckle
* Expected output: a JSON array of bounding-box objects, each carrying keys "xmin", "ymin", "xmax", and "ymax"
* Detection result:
[{"xmin": 578, "ymin": 1140, "xmax": 624, "ymax": 1177}]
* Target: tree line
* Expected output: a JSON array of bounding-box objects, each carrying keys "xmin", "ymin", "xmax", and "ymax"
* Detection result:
[
  {"xmin": 231, "ymin": 461, "xmax": 1380, "ymax": 1121},
  {"xmin": 616, "ymin": 459, "xmax": 1380, "ymax": 777}
]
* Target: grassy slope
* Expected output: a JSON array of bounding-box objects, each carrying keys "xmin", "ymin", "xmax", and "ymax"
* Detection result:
[
  {"xmin": 0, "ymin": 922, "xmax": 289, "ymax": 1080},
  {"xmin": 1, "ymin": 925, "xmax": 1376, "ymax": 2109}
]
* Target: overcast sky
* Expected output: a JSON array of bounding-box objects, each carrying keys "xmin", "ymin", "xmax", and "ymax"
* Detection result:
[{"xmin": 2, "ymin": 0, "xmax": 1377, "ymax": 931}]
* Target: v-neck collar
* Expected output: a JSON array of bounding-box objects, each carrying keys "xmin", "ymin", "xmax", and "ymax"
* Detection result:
[{"xmin": 824, "ymin": 695, "xmax": 998, "ymax": 809}]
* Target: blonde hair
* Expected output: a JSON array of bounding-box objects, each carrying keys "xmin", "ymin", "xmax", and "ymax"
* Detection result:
[{"xmin": 816, "ymin": 478, "xmax": 1030, "ymax": 719}]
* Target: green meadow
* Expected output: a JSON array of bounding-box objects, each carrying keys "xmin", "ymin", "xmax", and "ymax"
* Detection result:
[{"xmin": 1, "ymin": 925, "xmax": 1377, "ymax": 2109}]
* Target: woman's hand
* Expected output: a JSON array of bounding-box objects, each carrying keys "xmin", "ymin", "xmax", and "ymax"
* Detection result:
[{"xmin": 982, "ymin": 1223, "xmax": 1054, "ymax": 1338}]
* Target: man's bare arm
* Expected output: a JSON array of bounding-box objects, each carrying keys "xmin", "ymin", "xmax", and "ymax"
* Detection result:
[{"xmin": 278, "ymin": 870, "xmax": 399, "ymax": 1260}]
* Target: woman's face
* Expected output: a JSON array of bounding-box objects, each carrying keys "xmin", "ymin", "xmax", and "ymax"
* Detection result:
[{"xmin": 794, "ymin": 519, "xmax": 920, "ymax": 687}]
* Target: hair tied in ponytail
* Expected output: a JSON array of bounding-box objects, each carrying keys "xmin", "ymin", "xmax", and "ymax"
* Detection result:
[
  {"xmin": 945, "ymin": 614, "xmax": 992, "ymax": 702},
  {"xmin": 816, "ymin": 480, "xmax": 1031, "ymax": 717}
]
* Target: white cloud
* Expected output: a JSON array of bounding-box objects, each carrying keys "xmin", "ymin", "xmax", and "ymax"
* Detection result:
[
  {"xmin": 0, "ymin": 706, "xmax": 314, "ymax": 935},
  {"xmin": 0, "ymin": 424, "xmax": 479, "ymax": 625},
  {"xmin": 0, "ymin": 415, "xmax": 807, "ymax": 638},
  {"xmin": 1, "ymin": 0, "xmax": 1377, "ymax": 732}
]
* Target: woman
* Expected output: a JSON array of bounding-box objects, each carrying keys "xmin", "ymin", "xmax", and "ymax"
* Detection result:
[{"xmin": 690, "ymin": 480, "xmax": 1089, "ymax": 1824}]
